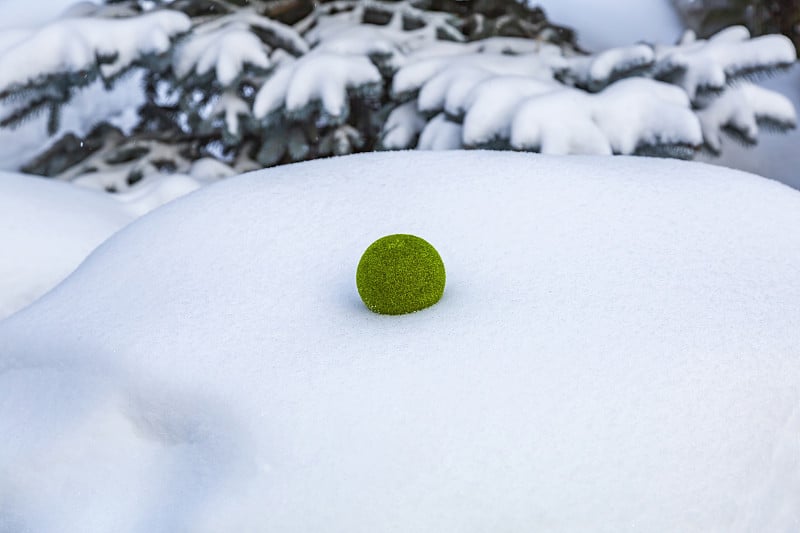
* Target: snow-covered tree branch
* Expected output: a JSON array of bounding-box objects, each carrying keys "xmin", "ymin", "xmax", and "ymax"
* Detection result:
[{"xmin": 0, "ymin": 0, "xmax": 795, "ymax": 191}]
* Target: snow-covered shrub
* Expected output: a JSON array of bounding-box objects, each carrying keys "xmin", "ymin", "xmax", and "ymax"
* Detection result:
[
  {"xmin": 0, "ymin": 0, "xmax": 796, "ymax": 190},
  {"xmin": 357, "ymin": 234, "xmax": 446, "ymax": 315}
]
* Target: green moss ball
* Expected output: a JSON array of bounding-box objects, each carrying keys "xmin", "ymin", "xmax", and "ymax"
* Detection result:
[{"xmin": 356, "ymin": 234, "xmax": 446, "ymax": 315}]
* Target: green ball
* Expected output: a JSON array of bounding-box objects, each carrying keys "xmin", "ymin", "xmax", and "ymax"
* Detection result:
[{"xmin": 356, "ymin": 234, "xmax": 446, "ymax": 315}]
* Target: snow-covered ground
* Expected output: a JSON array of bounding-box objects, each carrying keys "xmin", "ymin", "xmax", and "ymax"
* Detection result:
[
  {"xmin": 1, "ymin": 151, "xmax": 798, "ymax": 532},
  {"xmin": 0, "ymin": 171, "xmax": 133, "ymax": 319},
  {"xmin": 0, "ymin": 171, "xmax": 203, "ymax": 319}
]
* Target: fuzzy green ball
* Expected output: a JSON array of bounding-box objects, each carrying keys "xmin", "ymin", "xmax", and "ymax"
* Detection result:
[{"xmin": 356, "ymin": 234, "xmax": 446, "ymax": 315}]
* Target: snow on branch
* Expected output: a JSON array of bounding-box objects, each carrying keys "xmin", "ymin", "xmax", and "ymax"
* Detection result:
[
  {"xmin": 418, "ymin": 113, "xmax": 463, "ymax": 150},
  {"xmin": 207, "ymin": 90, "xmax": 251, "ymax": 139},
  {"xmin": 654, "ymin": 26, "xmax": 797, "ymax": 101},
  {"xmin": 0, "ymin": 11, "xmax": 191, "ymax": 95},
  {"xmin": 392, "ymin": 50, "xmax": 565, "ymax": 106},
  {"xmin": 388, "ymin": 76, "xmax": 703, "ymax": 157},
  {"xmin": 308, "ymin": 22, "xmax": 409, "ymax": 75},
  {"xmin": 50, "ymin": 127, "xmax": 195, "ymax": 192},
  {"xmin": 173, "ymin": 22, "xmax": 271, "ymax": 87},
  {"xmin": 697, "ymin": 83, "xmax": 797, "ymax": 154},
  {"xmin": 253, "ymin": 52, "xmax": 382, "ymax": 124},
  {"xmin": 308, "ymin": 0, "xmax": 466, "ymax": 43},
  {"xmin": 379, "ymin": 101, "xmax": 428, "ymax": 149},
  {"xmin": 460, "ymin": 76, "xmax": 561, "ymax": 147},
  {"xmin": 170, "ymin": 8, "xmax": 308, "ymax": 88},
  {"xmin": 509, "ymin": 78, "xmax": 702, "ymax": 156},
  {"xmin": 562, "ymin": 44, "xmax": 655, "ymax": 92},
  {"xmin": 381, "ymin": 23, "xmax": 796, "ymax": 158},
  {"xmin": 0, "ymin": 0, "xmax": 796, "ymax": 184}
]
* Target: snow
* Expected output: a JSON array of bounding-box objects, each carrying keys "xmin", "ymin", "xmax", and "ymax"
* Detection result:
[
  {"xmin": 654, "ymin": 26, "xmax": 797, "ymax": 101},
  {"xmin": 457, "ymin": 78, "xmax": 701, "ymax": 155},
  {"xmin": 0, "ymin": 11, "xmax": 191, "ymax": 89},
  {"xmin": 309, "ymin": 22, "xmax": 407, "ymax": 72},
  {"xmin": 565, "ymin": 44, "xmax": 655, "ymax": 90},
  {"xmin": 173, "ymin": 21, "xmax": 271, "ymax": 87},
  {"xmin": 172, "ymin": 8, "xmax": 310, "ymax": 88},
  {"xmin": 1, "ymin": 151, "xmax": 799, "ymax": 532},
  {"xmin": 254, "ymin": 53, "xmax": 382, "ymax": 122},
  {"xmin": 0, "ymin": 0, "xmax": 795, "ymax": 192},
  {"xmin": 0, "ymin": 171, "xmax": 203, "ymax": 319},
  {"xmin": 0, "ymin": 7, "xmax": 185, "ymax": 175},
  {"xmin": 417, "ymin": 113, "xmax": 463, "ymax": 150},
  {"xmin": 0, "ymin": 71, "xmax": 144, "ymax": 171},
  {"xmin": 698, "ymin": 83, "xmax": 797, "ymax": 153},
  {"xmin": 210, "ymin": 91, "xmax": 251, "ymax": 136},
  {"xmin": 392, "ymin": 52, "xmax": 562, "ymax": 101},
  {"xmin": 0, "ymin": 172, "xmax": 132, "ymax": 320},
  {"xmin": 461, "ymin": 77, "xmax": 557, "ymax": 146},
  {"xmin": 380, "ymin": 101, "xmax": 427, "ymax": 150},
  {"xmin": 417, "ymin": 66, "xmax": 495, "ymax": 116},
  {"xmin": 310, "ymin": 0, "xmax": 465, "ymax": 44},
  {"xmin": 698, "ymin": 63, "xmax": 800, "ymax": 189}
]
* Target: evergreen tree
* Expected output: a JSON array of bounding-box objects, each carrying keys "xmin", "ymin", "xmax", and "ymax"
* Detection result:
[{"xmin": 0, "ymin": 0, "xmax": 795, "ymax": 192}]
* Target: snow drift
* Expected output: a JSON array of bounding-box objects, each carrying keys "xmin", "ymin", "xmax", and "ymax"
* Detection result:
[
  {"xmin": 0, "ymin": 171, "xmax": 204, "ymax": 319},
  {"xmin": 0, "ymin": 151, "xmax": 798, "ymax": 532},
  {"xmin": 0, "ymin": 172, "xmax": 133, "ymax": 319}
]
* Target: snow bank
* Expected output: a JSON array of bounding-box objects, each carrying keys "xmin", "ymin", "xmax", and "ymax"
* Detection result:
[
  {"xmin": 0, "ymin": 172, "xmax": 203, "ymax": 319},
  {"xmin": 0, "ymin": 172, "xmax": 132, "ymax": 319},
  {"xmin": 1, "ymin": 151, "xmax": 798, "ymax": 532}
]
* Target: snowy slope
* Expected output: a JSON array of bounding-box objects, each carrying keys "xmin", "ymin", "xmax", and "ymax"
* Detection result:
[
  {"xmin": 0, "ymin": 172, "xmax": 133, "ymax": 319},
  {"xmin": 0, "ymin": 171, "xmax": 202, "ymax": 319},
  {"xmin": 1, "ymin": 151, "xmax": 798, "ymax": 532}
]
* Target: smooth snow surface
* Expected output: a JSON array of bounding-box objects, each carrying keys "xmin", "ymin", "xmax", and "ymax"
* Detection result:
[
  {"xmin": 0, "ymin": 172, "xmax": 203, "ymax": 319},
  {"xmin": 0, "ymin": 172, "xmax": 132, "ymax": 319},
  {"xmin": 1, "ymin": 151, "xmax": 799, "ymax": 532}
]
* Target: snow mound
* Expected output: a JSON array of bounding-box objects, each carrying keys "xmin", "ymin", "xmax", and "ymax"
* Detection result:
[
  {"xmin": 1, "ymin": 151, "xmax": 799, "ymax": 532},
  {"xmin": 0, "ymin": 171, "xmax": 205, "ymax": 319},
  {"xmin": 0, "ymin": 172, "xmax": 133, "ymax": 320}
]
